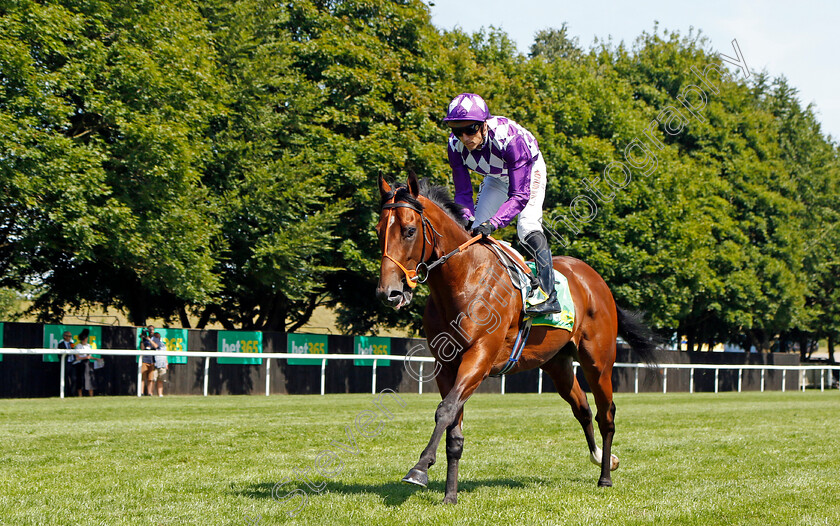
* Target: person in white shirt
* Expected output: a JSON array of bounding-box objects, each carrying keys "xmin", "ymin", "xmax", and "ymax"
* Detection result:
[{"xmin": 73, "ymin": 328, "xmax": 95, "ymax": 397}]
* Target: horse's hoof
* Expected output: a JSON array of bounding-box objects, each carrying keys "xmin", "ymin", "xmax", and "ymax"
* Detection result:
[
  {"xmin": 598, "ymin": 477, "xmax": 613, "ymax": 487},
  {"xmin": 442, "ymin": 495, "xmax": 457, "ymax": 505},
  {"xmin": 590, "ymin": 449, "xmax": 620, "ymax": 471},
  {"xmin": 401, "ymin": 468, "xmax": 428, "ymax": 487}
]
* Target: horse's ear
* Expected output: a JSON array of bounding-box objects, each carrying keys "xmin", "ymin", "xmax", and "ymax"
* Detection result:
[
  {"xmin": 378, "ymin": 172, "xmax": 392, "ymax": 198},
  {"xmin": 407, "ymin": 171, "xmax": 420, "ymax": 198}
]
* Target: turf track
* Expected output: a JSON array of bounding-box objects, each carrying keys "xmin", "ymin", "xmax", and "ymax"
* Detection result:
[{"xmin": 1, "ymin": 391, "xmax": 838, "ymax": 525}]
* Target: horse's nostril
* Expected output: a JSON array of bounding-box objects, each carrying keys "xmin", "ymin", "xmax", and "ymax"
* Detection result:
[{"xmin": 376, "ymin": 287, "xmax": 402, "ymax": 305}]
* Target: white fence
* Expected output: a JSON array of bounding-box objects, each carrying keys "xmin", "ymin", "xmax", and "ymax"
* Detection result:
[{"xmin": 2, "ymin": 348, "xmax": 839, "ymax": 398}]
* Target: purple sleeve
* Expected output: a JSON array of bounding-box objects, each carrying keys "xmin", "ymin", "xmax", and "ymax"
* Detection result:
[
  {"xmin": 490, "ymin": 135, "xmax": 534, "ymax": 228},
  {"xmin": 448, "ymin": 140, "xmax": 475, "ymax": 219}
]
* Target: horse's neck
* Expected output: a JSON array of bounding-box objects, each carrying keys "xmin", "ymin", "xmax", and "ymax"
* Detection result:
[
  {"xmin": 422, "ymin": 200, "xmax": 498, "ymax": 309},
  {"xmin": 422, "ymin": 201, "xmax": 469, "ymax": 257}
]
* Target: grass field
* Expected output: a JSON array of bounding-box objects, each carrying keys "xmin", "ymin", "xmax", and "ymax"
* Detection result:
[{"xmin": 1, "ymin": 391, "xmax": 838, "ymax": 526}]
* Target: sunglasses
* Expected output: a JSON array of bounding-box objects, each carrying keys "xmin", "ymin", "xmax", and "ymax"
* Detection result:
[{"xmin": 450, "ymin": 122, "xmax": 483, "ymax": 137}]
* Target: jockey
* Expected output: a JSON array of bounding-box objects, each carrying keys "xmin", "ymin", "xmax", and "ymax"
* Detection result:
[{"xmin": 444, "ymin": 92, "xmax": 562, "ymax": 316}]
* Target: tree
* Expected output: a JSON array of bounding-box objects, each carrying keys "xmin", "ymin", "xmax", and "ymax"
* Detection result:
[{"xmin": 0, "ymin": 0, "xmax": 225, "ymax": 324}]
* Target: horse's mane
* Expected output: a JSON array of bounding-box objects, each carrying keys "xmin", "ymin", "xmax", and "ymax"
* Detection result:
[{"xmin": 383, "ymin": 178, "xmax": 469, "ymax": 230}]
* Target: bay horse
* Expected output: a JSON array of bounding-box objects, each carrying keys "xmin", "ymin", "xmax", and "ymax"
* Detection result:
[{"xmin": 375, "ymin": 173, "xmax": 659, "ymax": 504}]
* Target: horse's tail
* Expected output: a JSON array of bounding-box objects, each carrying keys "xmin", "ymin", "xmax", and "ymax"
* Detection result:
[{"xmin": 616, "ymin": 307, "xmax": 662, "ymax": 367}]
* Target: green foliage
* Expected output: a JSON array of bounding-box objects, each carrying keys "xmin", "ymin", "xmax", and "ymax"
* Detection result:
[
  {"xmin": 0, "ymin": 288, "xmax": 20, "ymax": 320},
  {"xmin": 0, "ymin": 0, "xmax": 224, "ymax": 324}
]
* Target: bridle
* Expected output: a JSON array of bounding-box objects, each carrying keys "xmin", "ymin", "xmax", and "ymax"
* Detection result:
[
  {"xmin": 380, "ymin": 190, "xmax": 484, "ymax": 288},
  {"xmin": 380, "ymin": 195, "xmax": 440, "ymax": 288}
]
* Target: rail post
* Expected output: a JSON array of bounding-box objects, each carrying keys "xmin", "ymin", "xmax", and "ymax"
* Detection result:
[
  {"xmin": 419, "ymin": 362, "xmax": 424, "ymax": 394},
  {"xmin": 634, "ymin": 366, "xmax": 639, "ymax": 394},
  {"xmin": 538, "ymin": 369, "xmax": 543, "ymax": 394},
  {"xmin": 662, "ymin": 368, "xmax": 668, "ymax": 394},
  {"xmin": 137, "ymin": 358, "xmax": 143, "ymax": 397},
  {"xmin": 59, "ymin": 355, "xmax": 66, "ymax": 399},
  {"xmin": 320, "ymin": 358, "xmax": 327, "ymax": 396},
  {"xmin": 265, "ymin": 358, "xmax": 271, "ymax": 396},
  {"xmin": 738, "ymin": 368, "xmax": 743, "ymax": 393},
  {"xmin": 714, "ymin": 368, "xmax": 719, "ymax": 394},
  {"xmin": 782, "ymin": 369, "xmax": 786, "ymax": 393},
  {"xmin": 203, "ymin": 357, "xmax": 210, "ymax": 396},
  {"xmin": 689, "ymin": 368, "xmax": 694, "ymax": 394},
  {"xmin": 371, "ymin": 360, "xmax": 378, "ymax": 394}
]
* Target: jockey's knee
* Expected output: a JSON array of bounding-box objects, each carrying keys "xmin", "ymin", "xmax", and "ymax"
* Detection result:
[{"xmin": 517, "ymin": 224, "xmax": 542, "ymax": 245}]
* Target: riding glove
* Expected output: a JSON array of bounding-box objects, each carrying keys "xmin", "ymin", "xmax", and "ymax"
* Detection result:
[{"xmin": 472, "ymin": 220, "xmax": 496, "ymax": 238}]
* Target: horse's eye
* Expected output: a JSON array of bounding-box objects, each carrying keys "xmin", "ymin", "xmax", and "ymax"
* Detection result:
[{"xmin": 404, "ymin": 226, "xmax": 416, "ymax": 238}]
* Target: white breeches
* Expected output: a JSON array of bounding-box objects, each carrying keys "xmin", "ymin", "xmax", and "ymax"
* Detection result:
[{"xmin": 472, "ymin": 152, "xmax": 547, "ymax": 243}]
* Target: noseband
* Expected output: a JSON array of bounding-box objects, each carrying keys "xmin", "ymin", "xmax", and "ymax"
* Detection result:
[
  {"xmin": 381, "ymin": 198, "xmax": 440, "ymax": 288},
  {"xmin": 380, "ymin": 192, "xmax": 485, "ymax": 288}
]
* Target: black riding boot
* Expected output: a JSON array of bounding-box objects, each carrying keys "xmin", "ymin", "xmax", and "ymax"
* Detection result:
[{"xmin": 523, "ymin": 231, "xmax": 563, "ymax": 316}]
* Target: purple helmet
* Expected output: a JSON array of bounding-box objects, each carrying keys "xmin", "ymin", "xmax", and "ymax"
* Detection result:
[{"xmin": 443, "ymin": 93, "xmax": 490, "ymax": 122}]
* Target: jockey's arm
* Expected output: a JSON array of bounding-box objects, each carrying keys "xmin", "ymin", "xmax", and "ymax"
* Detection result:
[
  {"xmin": 489, "ymin": 136, "xmax": 534, "ymax": 229},
  {"xmin": 448, "ymin": 146, "xmax": 476, "ymax": 221}
]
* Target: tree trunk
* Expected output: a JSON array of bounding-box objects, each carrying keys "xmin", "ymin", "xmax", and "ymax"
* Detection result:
[
  {"xmin": 196, "ymin": 307, "xmax": 212, "ymax": 329},
  {"xmin": 828, "ymin": 334, "xmax": 835, "ymax": 364},
  {"xmin": 178, "ymin": 306, "xmax": 191, "ymax": 329},
  {"xmin": 798, "ymin": 334, "xmax": 809, "ymax": 361}
]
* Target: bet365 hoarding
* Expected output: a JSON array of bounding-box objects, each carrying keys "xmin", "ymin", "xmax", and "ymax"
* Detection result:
[
  {"xmin": 353, "ymin": 336, "xmax": 390, "ymax": 366},
  {"xmin": 286, "ymin": 333, "xmax": 328, "ymax": 365},
  {"xmin": 217, "ymin": 330, "xmax": 263, "ymax": 365}
]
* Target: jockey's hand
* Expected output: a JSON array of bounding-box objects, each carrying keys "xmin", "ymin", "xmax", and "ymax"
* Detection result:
[{"xmin": 472, "ymin": 220, "xmax": 496, "ymax": 238}]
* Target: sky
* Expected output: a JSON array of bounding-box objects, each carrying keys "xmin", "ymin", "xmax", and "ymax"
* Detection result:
[{"xmin": 428, "ymin": 0, "xmax": 840, "ymax": 142}]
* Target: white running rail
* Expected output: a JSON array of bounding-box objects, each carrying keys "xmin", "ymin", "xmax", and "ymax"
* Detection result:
[{"xmin": 2, "ymin": 348, "xmax": 839, "ymax": 398}]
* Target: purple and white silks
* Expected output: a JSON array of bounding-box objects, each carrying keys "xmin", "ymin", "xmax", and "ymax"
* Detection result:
[{"xmin": 447, "ymin": 116, "xmax": 541, "ymax": 229}]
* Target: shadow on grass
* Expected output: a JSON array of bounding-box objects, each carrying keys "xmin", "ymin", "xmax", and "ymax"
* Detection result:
[{"xmin": 235, "ymin": 476, "xmax": 544, "ymax": 507}]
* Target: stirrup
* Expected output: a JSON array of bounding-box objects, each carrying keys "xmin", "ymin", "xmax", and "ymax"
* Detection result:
[{"xmin": 525, "ymin": 292, "xmax": 562, "ymax": 315}]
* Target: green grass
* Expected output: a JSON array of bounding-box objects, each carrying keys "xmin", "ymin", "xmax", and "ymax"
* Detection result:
[{"xmin": 1, "ymin": 391, "xmax": 838, "ymax": 526}]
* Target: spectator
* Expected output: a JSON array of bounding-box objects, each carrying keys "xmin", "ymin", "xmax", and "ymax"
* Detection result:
[
  {"xmin": 152, "ymin": 332, "xmax": 168, "ymax": 397},
  {"xmin": 139, "ymin": 324, "xmax": 158, "ymax": 396},
  {"xmin": 73, "ymin": 328, "xmax": 95, "ymax": 397},
  {"xmin": 56, "ymin": 331, "xmax": 75, "ymax": 395}
]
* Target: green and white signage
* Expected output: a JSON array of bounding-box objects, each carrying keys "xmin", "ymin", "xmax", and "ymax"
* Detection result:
[
  {"xmin": 353, "ymin": 336, "xmax": 390, "ymax": 366},
  {"xmin": 136, "ymin": 328, "xmax": 189, "ymax": 364},
  {"xmin": 217, "ymin": 330, "xmax": 263, "ymax": 365},
  {"xmin": 286, "ymin": 333, "xmax": 328, "ymax": 365},
  {"xmin": 43, "ymin": 325, "xmax": 102, "ymax": 362}
]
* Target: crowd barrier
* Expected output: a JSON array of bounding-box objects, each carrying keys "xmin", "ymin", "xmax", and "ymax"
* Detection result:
[{"xmin": 2, "ymin": 348, "xmax": 838, "ymax": 398}]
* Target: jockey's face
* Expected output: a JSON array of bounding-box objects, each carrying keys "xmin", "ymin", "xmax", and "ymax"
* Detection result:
[{"xmin": 448, "ymin": 120, "xmax": 485, "ymax": 151}]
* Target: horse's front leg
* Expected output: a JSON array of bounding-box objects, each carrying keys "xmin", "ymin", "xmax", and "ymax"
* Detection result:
[
  {"xmin": 401, "ymin": 389, "xmax": 462, "ymax": 487},
  {"xmin": 402, "ymin": 353, "xmax": 488, "ymax": 502},
  {"xmin": 443, "ymin": 412, "xmax": 464, "ymax": 504}
]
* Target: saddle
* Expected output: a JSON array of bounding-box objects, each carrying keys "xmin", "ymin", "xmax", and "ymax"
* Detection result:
[{"xmin": 486, "ymin": 239, "xmax": 575, "ymax": 331}]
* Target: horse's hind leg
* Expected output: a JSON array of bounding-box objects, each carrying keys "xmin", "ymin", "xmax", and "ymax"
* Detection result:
[
  {"xmin": 541, "ymin": 354, "xmax": 618, "ymax": 472},
  {"xmin": 578, "ymin": 351, "xmax": 618, "ymax": 487}
]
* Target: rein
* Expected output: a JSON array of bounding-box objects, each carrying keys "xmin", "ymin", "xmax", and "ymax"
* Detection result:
[{"xmin": 381, "ymin": 197, "xmax": 483, "ymax": 287}]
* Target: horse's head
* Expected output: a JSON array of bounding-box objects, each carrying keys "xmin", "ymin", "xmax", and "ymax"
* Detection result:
[{"xmin": 375, "ymin": 172, "xmax": 430, "ymax": 310}]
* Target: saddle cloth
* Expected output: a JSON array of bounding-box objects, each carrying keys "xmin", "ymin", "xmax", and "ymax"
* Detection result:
[{"xmin": 488, "ymin": 240, "xmax": 575, "ymax": 331}]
